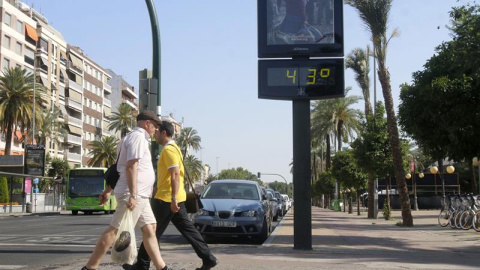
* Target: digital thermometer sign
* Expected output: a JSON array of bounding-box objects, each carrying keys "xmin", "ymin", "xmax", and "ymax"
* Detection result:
[{"xmin": 258, "ymin": 58, "xmax": 344, "ymax": 100}]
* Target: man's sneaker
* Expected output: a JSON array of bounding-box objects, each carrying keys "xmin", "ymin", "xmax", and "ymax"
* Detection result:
[{"xmin": 195, "ymin": 258, "xmax": 218, "ymax": 270}]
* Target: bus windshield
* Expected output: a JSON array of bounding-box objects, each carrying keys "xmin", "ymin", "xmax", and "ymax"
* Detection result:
[{"xmin": 68, "ymin": 169, "xmax": 105, "ymax": 198}]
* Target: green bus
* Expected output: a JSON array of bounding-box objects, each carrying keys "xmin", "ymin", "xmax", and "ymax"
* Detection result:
[{"xmin": 66, "ymin": 167, "xmax": 117, "ymax": 215}]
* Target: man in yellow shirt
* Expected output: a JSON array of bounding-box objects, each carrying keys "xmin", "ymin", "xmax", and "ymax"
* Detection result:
[{"xmin": 134, "ymin": 120, "xmax": 218, "ymax": 270}]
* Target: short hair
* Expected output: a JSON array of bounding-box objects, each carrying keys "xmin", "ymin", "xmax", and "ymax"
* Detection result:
[{"xmin": 160, "ymin": 120, "xmax": 175, "ymax": 137}]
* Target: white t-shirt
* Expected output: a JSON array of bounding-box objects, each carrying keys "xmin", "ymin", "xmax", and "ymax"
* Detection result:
[{"xmin": 114, "ymin": 127, "xmax": 155, "ymax": 198}]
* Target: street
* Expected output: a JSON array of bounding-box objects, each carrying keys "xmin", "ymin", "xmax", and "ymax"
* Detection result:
[{"xmin": 0, "ymin": 212, "xmax": 284, "ymax": 269}]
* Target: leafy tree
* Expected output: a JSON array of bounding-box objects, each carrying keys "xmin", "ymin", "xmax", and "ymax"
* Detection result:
[
  {"xmin": 0, "ymin": 177, "xmax": 9, "ymax": 203},
  {"xmin": 351, "ymin": 102, "xmax": 394, "ymax": 217},
  {"xmin": 331, "ymin": 150, "xmax": 367, "ymax": 215},
  {"xmin": 399, "ymin": 4, "xmax": 480, "ymax": 192},
  {"xmin": 0, "ymin": 67, "xmax": 47, "ymax": 155},
  {"xmin": 108, "ymin": 103, "xmax": 136, "ymax": 137},
  {"xmin": 312, "ymin": 171, "xmax": 335, "ymax": 207},
  {"xmin": 346, "ymin": 0, "xmax": 413, "ymax": 226},
  {"xmin": 177, "ymin": 127, "xmax": 201, "ymax": 158},
  {"xmin": 217, "ymin": 167, "xmax": 263, "ymax": 186},
  {"xmin": 87, "ymin": 136, "xmax": 118, "ymax": 167},
  {"xmin": 48, "ymin": 157, "xmax": 70, "ymax": 179}
]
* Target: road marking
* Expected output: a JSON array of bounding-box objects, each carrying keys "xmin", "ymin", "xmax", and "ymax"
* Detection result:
[
  {"xmin": 0, "ymin": 266, "xmax": 26, "ymax": 269},
  {"xmin": 0, "ymin": 243, "xmax": 95, "ymax": 248}
]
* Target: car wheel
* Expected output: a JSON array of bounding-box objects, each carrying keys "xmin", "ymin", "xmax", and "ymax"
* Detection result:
[
  {"xmin": 273, "ymin": 212, "xmax": 279, "ymax": 221},
  {"xmin": 257, "ymin": 218, "xmax": 269, "ymax": 244},
  {"xmin": 72, "ymin": 210, "xmax": 78, "ymax": 215}
]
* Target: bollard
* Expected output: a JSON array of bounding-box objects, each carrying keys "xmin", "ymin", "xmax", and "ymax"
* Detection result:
[{"xmin": 26, "ymin": 202, "xmax": 32, "ymax": 213}]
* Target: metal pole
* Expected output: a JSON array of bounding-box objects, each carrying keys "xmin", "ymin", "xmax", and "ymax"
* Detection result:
[
  {"xmin": 144, "ymin": 0, "xmax": 161, "ymax": 117},
  {"xmin": 292, "ymin": 99, "xmax": 312, "ymax": 250},
  {"xmin": 32, "ymin": 55, "xmax": 36, "ymax": 146}
]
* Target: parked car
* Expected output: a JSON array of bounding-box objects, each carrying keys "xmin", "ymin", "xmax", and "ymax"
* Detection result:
[
  {"xmin": 266, "ymin": 189, "xmax": 279, "ymax": 221},
  {"xmin": 193, "ymin": 180, "xmax": 273, "ymax": 243},
  {"xmin": 261, "ymin": 187, "xmax": 276, "ymax": 223},
  {"xmin": 274, "ymin": 191, "xmax": 286, "ymax": 217},
  {"xmin": 281, "ymin": 194, "xmax": 291, "ymax": 211}
]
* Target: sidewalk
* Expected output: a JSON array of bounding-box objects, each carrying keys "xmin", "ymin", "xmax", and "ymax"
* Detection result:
[{"xmin": 17, "ymin": 207, "xmax": 480, "ymax": 269}]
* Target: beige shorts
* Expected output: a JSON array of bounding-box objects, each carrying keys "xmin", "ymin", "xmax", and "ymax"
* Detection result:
[{"xmin": 110, "ymin": 194, "xmax": 156, "ymax": 229}]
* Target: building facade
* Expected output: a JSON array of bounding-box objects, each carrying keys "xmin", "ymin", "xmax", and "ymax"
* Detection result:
[{"xmin": 0, "ymin": 0, "xmax": 138, "ymax": 168}]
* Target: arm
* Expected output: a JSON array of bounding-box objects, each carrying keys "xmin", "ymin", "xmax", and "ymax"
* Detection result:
[
  {"xmin": 169, "ymin": 166, "xmax": 181, "ymax": 213},
  {"xmin": 126, "ymin": 158, "xmax": 139, "ymax": 210},
  {"xmin": 98, "ymin": 185, "xmax": 112, "ymax": 206}
]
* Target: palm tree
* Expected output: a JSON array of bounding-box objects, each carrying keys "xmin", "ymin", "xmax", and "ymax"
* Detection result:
[
  {"xmin": 0, "ymin": 67, "xmax": 47, "ymax": 155},
  {"xmin": 346, "ymin": 47, "xmax": 378, "ymax": 218},
  {"xmin": 87, "ymin": 136, "xmax": 118, "ymax": 167},
  {"xmin": 176, "ymin": 127, "xmax": 201, "ymax": 157},
  {"xmin": 346, "ymin": 0, "xmax": 412, "ymax": 226},
  {"xmin": 346, "ymin": 47, "xmax": 372, "ymax": 116},
  {"xmin": 35, "ymin": 108, "xmax": 67, "ymax": 148},
  {"xmin": 184, "ymin": 154, "xmax": 204, "ymax": 184},
  {"xmin": 108, "ymin": 103, "xmax": 136, "ymax": 138}
]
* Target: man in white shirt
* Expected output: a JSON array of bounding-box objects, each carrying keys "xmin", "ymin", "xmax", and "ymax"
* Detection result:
[{"xmin": 82, "ymin": 111, "xmax": 171, "ymax": 270}]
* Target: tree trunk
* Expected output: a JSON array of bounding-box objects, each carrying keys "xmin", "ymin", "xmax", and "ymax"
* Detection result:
[
  {"xmin": 367, "ymin": 172, "xmax": 374, "ymax": 218},
  {"xmin": 4, "ymin": 119, "xmax": 14, "ymax": 156},
  {"xmin": 377, "ymin": 63, "xmax": 413, "ymax": 226},
  {"xmin": 471, "ymin": 162, "xmax": 478, "ymax": 193},
  {"xmin": 337, "ymin": 120, "xmax": 343, "ymax": 152},
  {"xmin": 357, "ymin": 193, "xmax": 360, "ymax": 216},
  {"xmin": 325, "ymin": 134, "xmax": 331, "ymax": 170}
]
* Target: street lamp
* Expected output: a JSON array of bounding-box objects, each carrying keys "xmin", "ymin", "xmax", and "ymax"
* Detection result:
[{"xmin": 430, "ymin": 164, "xmax": 455, "ymax": 198}]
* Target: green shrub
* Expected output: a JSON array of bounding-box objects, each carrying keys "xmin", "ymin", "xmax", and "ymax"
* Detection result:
[
  {"xmin": 0, "ymin": 177, "xmax": 9, "ymax": 203},
  {"xmin": 383, "ymin": 202, "xmax": 392, "ymax": 220}
]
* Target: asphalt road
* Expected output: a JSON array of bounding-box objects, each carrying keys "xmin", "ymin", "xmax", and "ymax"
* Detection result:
[{"xmin": 0, "ymin": 212, "xmax": 283, "ymax": 269}]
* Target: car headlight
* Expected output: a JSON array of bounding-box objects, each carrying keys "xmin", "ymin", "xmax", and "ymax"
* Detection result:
[{"xmin": 241, "ymin": 210, "xmax": 257, "ymax": 217}]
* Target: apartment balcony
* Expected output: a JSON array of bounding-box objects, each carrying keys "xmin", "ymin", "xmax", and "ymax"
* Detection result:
[
  {"xmin": 124, "ymin": 99, "xmax": 137, "ymax": 110},
  {"xmin": 65, "ymin": 98, "xmax": 82, "ymax": 112},
  {"xmin": 104, "ymin": 82, "xmax": 112, "ymax": 94},
  {"xmin": 67, "ymin": 134, "xmax": 82, "ymax": 145},
  {"xmin": 66, "ymin": 115, "xmax": 82, "ymax": 127},
  {"xmin": 122, "ymin": 86, "xmax": 138, "ymax": 99},
  {"xmin": 66, "ymin": 152, "xmax": 82, "ymax": 163},
  {"xmin": 66, "ymin": 61, "xmax": 83, "ymax": 75},
  {"xmin": 66, "ymin": 79, "xmax": 82, "ymax": 93},
  {"xmin": 103, "ymin": 98, "xmax": 111, "ymax": 108}
]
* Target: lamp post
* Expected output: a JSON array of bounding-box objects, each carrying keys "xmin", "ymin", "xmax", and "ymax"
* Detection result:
[
  {"xmin": 430, "ymin": 164, "xmax": 455, "ymax": 198},
  {"xmin": 257, "ymin": 172, "xmax": 289, "ymax": 194},
  {"xmin": 144, "ymin": 0, "xmax": 161, "ymax": 117}
]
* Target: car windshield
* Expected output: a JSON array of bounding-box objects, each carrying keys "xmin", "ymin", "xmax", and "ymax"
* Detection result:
[{"xmin": 202, "ymin": 182, "xmax": 259, "ymax": 200}]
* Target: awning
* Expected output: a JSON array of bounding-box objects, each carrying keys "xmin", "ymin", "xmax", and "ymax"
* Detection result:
[
  {"xmin": 25, "ymin": 24, "xmax": 38, "ymax": 41},
  {"xmin": 39, "ymin": 76, "xmax": 48, "ymax": 86},
  {"xmin": 104, "ymin": 106, "xmax": 111, "ymax": 116},
  {"xmin": 39, "ymin": 57, "xmax": 48, "ymax": 67},
  {"xmin": 68, "ymin": 89, "xmax": 82, "ymax": 103},
  {"xmin": 59, "ymin": 104, "xmax": 67, "ymax": 117},
  {"xmin": 68, "ymin": 125, "xmax": 82, "ymax": 136},
  {"xmin": 60, "ymin": 51, "xmax": 67, "ymax": 60},
  {"xmin": 69, "ymin": 53, "xmax": 83, "ymax": 70}
]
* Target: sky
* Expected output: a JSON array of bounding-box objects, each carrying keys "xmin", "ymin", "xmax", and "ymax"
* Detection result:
[{"xmin": 22, "ymin": 0, "xmax": 465, "ymax": 184}]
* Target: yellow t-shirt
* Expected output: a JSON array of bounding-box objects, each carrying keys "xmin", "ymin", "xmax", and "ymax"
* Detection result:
[{"xmin": 154, "ymin": 142, "xmax": 186, "ymax": 203}]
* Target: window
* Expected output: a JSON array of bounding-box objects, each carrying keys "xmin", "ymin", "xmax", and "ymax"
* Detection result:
[
  {"xmin": 84, "ymin": 97, "xmax": 87, "ymax": 105},
  {"xmin": 15, "ymin": 42, "xmax": 22, "ymax": 55},
  {"xmin": 4, "ymin": 13, "xmax": 11, "ymax": 27},
  {"xmin": 3, "ymin": 58, "xmax": 10, "ymax": 70},
  {"xmin": 3, "ymin": 35, "xmax": 10, "ymax": 49},
  {"xmin": 16, "ymin": 20, "xmax": 23, "ymax": 33}
]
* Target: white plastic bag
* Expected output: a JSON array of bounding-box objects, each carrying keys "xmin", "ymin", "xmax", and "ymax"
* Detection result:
[{"xmin": 111, "ymin": 210, "xmax": 137, "ymax": 264}]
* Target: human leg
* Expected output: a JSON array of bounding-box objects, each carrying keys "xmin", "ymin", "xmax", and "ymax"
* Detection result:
[
  {"xmin": 140, "ymin": 223, "xmax": 167, "ymax": 270},
  {"xmin": 172, "ymin": 203, "xmax": 217, "ymax": 267},
  {"xmin": 136, "ymin": 199, "xmax": 174, "ymax": 270},
  {"xmin": 85, "ymin": 225, "xmax": 118, "ymax": 269}
]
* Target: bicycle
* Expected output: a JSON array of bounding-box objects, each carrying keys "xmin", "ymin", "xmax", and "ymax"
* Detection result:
[
  {"xmin": 459, "ymin": 194, "xmax": 477, "ymax": 230},
  {"xmin": 472, "ymin": 196, "xmax": 480, "ymax": 232},
  {"xmin": 438, "ymin": 194, "xmax": 455, "ymax": 227}
]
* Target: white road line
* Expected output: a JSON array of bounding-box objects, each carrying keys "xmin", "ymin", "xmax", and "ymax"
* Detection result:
[
  {"xmin": 0, "ymin": 243, "xmax": 95, "ymax": 248},
  {"xmin": 0, "ymin": 266, "xmax": 26, "ymax": 269}
]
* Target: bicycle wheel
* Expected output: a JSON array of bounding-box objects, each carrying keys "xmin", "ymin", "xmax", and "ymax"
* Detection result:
[
  {"xmin": 454, "ymin": 211, "xmax": 463, "ymax": 229},
  {"xmin": 473, "ymin": 211, "xmax": 480, "ymax": 232},
  {"xmin": 449, "ymin": 211, "xmax": 458, "ymax": 228},
  {"xmin": 438, "ymin": 210, "xmax": 450, "ymax": 227},
  {"xmin": 459, "ymin": 211, "xmax": 473, "ymax": 230}
]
